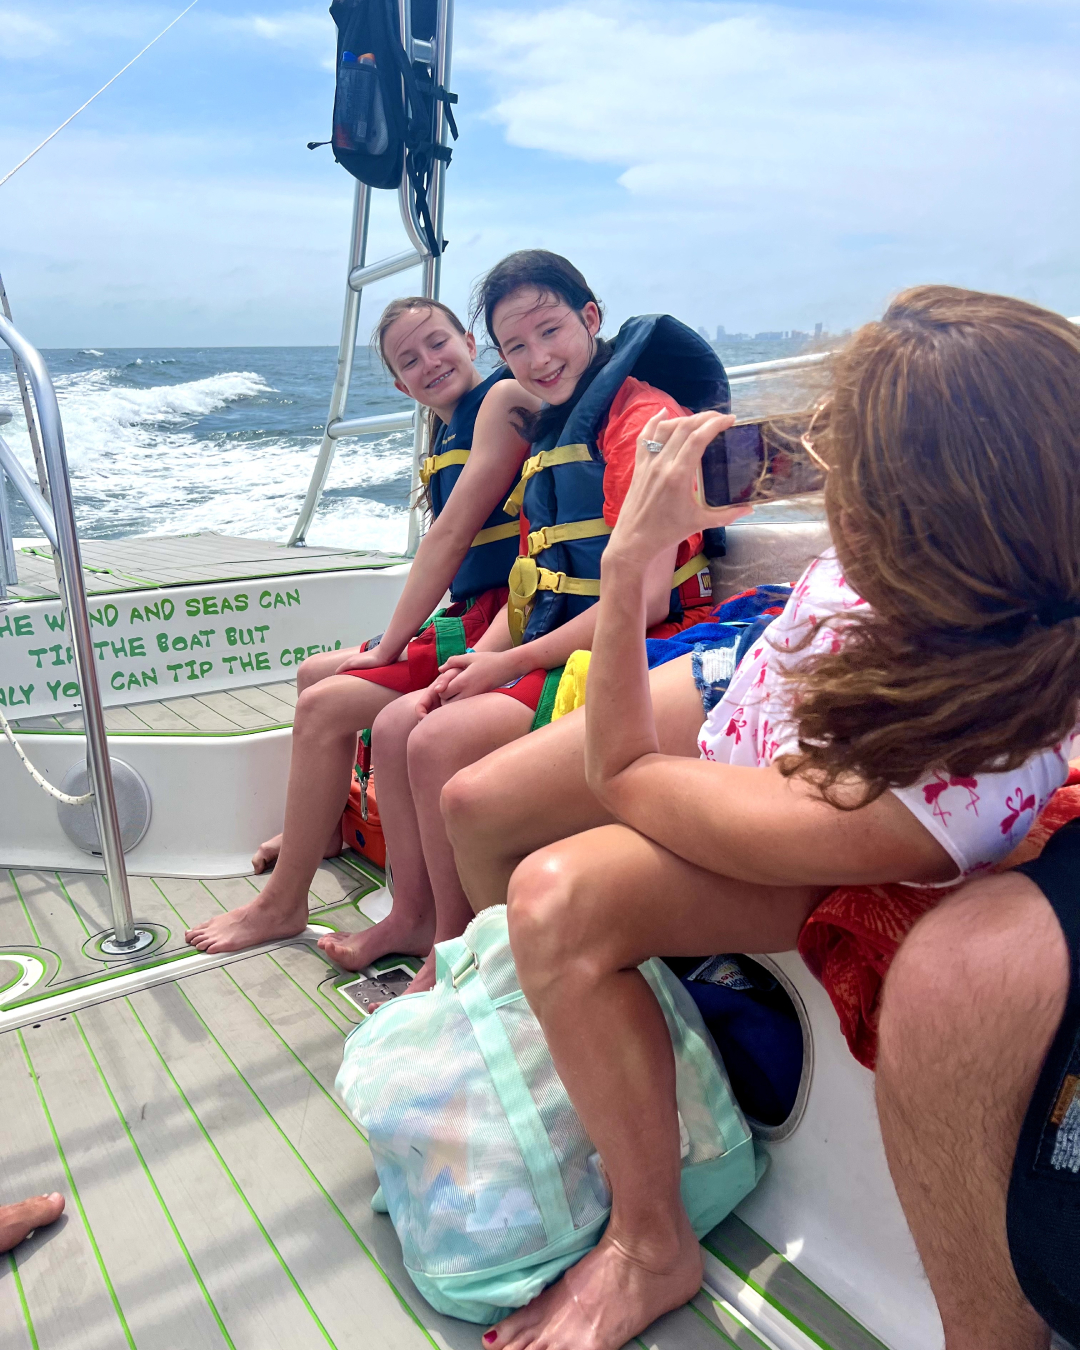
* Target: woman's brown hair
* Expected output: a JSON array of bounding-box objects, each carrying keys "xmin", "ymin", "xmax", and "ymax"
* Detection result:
[{"xmin": 783, "ymin": 285, "xmax": 1080, "ymax": 806}]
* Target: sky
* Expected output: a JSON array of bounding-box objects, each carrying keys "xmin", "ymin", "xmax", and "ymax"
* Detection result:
[{"xmin": 1, "ymin": 0, "xmax": 1078, "ymax": 346}]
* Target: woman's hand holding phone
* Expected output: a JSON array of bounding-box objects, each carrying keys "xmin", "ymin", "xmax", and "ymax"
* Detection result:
[{"xmin": 605, "ymin": 411, "xmax": 751, "ymax": 571}]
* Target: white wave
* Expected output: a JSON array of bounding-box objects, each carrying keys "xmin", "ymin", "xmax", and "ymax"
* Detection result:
[
  {"xmin": 0, "ymin": 364, "xmax": 412, "ymax": 551},
  {"xmin": 80, "ymin": 348, "xmax": 105, "ymax": 357}
]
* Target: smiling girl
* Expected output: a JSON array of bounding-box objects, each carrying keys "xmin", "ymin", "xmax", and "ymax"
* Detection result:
[
  {"xmin": 318, "ymin": 250, "xmax": 725, "ymax": 982},
  {"xmin": 185, "ymin": 296, "xmax": 538, "ymax": 954}
]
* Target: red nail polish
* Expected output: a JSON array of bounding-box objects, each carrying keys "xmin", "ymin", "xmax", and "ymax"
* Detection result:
[{"xmin": 483, "ymin": 1334, "xmax": 497, "ymax": 1345}]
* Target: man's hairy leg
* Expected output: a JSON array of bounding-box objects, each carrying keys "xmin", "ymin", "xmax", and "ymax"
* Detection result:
[{"xmin": 876, "ymin": 872, "xmax": 1066, "ymax": 1350}]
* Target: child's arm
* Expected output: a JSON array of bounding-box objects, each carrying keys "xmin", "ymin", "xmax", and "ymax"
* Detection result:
[
  {"xmin": 427, "ymin": 542, "xmax": 677, "ymax": 702},
  {"xmin": 337, "ymin": 380, "xmax": 536, "ymax": 673},
  {"xmin": 585, "ymin": 411, "xmax": 956, "ymax": 888}
]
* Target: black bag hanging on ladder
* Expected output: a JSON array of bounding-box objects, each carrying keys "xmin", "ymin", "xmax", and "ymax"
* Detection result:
[{"xmin": 325, "ymin": 0, "xmax": 457, "ymax": 255}]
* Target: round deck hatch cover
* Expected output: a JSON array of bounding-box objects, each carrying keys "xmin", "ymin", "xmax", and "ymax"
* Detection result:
[{"xmin": 56, "ymin": 758, "xmax": 152, "ymax": 855}]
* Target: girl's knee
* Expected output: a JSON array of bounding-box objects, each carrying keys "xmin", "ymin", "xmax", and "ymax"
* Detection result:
[
  {"xmin": 441, "ymin": 763, "xmax": 493, "ymax": 843},
  {"xmin": 296, "ymin": 652, "xmax": 332, "ymax": 692},
  {"xmin": 371, "ymin": 692, "xmax": 420, "ymax": 754}
]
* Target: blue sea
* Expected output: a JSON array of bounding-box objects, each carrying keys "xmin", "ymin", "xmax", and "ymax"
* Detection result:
[{"xmin": 0, "ymin": 337, "xmax": 814, "ymax": 551}]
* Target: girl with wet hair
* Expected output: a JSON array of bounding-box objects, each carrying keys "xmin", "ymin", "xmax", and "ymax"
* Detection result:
[
  {"xmin": 441, "ymin": 286, "xmax": 1080, "ymax": 1350},
  {"xmin": 185, "ymin": 295, "xmax": 538, "ymax": 955}
]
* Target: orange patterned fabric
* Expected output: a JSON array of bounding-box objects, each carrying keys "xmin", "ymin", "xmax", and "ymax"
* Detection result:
[{"xmin": 797, "ymin": 767, "xmax": 1080, "ymax": 1069}]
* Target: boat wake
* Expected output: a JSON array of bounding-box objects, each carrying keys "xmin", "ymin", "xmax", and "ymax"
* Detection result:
[{"xmin": 0, "ymin": 357, "xmax": 414, "ymax": 552}]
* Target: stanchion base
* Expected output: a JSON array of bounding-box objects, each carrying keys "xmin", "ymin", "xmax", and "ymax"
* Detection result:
[{"xmin": 100, "ymin": 928, "xmax": 155, "ymax": 956}]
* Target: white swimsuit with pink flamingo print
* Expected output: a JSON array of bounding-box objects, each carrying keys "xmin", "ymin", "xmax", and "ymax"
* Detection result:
[{"xmin": 697, "ymin": 549, "xmax": 1080, "ymax": 878}]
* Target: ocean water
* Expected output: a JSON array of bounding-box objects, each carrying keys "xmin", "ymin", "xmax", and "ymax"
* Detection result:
[{"xmin": 0, "ymin": 337, "xmax": 817, "ymax": 552}]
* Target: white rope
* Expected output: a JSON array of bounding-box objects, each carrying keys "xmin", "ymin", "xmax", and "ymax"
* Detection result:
[
  {"xmin": 0, "ymin": 0, "xmax": 200, "ymax": 190},
  {"xmin": 0, "ymin": 702, "xmax": 93, "ymax": 804}
]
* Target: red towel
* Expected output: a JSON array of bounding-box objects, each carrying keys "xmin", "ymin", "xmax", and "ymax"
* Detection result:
[{"xmin": 797, "ymin": 767, "xmax": 1080, "ymax": 1069}]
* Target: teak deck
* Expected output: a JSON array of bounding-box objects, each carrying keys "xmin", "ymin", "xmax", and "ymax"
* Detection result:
[{"xmin": 5, "ymin": 531, "xmax": 401, "ymax": 603}]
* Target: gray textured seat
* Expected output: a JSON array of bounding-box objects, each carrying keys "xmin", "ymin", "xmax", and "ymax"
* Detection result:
[{"xmin": 711, "ymin": 518, "xmax": 832, "ymax": 601}]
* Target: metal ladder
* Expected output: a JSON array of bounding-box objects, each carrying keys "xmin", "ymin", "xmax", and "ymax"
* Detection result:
[
  {"xmin": 288, "ymin": 0, "xmax": 455, "ymax": 555},
  {"xmin": 0, "ymin": 316, "xmax": 152, "ymax": 955}
]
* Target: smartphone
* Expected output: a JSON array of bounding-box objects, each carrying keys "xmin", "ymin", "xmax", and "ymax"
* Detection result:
[{"xmin": 693, "ymin": 413, "xmax": 824, "ymax": 508}]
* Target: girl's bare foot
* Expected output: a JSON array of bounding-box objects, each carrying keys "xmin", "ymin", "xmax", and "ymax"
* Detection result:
[
  {"xmin": 253, "ymin": 826, "xmax": 342, "ymax": 874},
  {"xmin": 185, "ymin": 884, "xmax": 309, "ymax": 954},
  {"xmin": 317, "ymin": 910, "xmax": 434, "ymax": 972},
  {"xmin": 482, "ymin": 1217, "xmax": 703, "ymax": 1350},
  {"xmin": 403, "ymin": 950, "xmax": 437, "ymax": 994},
  {"xmin": 0, "ymin": 1193, "xmax": 65, "ymax": 1253}
]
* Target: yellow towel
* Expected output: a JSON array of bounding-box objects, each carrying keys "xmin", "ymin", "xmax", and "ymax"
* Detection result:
[{"xmin": 551, "ymin": 649, "xmax": 592, "ymax": 720}]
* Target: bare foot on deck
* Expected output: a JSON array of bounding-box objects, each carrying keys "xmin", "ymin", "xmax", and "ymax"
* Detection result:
[
  {"xmin": 482, "ymin": 1217, "xmax": 702, "ymax": 1350},
  {"xmin": 253, "ymin": 827, "xmax": 342, "ymax": 875},
  {"xmin": 317, "ymin": 911, "xmax": 434, "ymax": 972},
  {"xmin": 185, "ymin": 892, "xmax": 308, "ymax": 954},
  {"xmin": 0, "ymin": 1193, "xmax": 65, "ymax": 1253},
  {"xmin": 403, "ymin": 950, "xmax": 437, "ymax": 995}
]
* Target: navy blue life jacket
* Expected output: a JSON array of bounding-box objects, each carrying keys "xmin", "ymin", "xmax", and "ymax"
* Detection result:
[
  {"xmin": 421, "ymin": 367, "xmax": 521, "ymax": 602},
  {"xmin": 504, "ymin": 315, "xmax": 729, "ymax": 644}
]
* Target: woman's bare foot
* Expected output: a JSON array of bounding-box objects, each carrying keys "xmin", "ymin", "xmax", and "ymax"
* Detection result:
[
  {"xmin": 482, "ymin": 1218, "xmax": 703, "ymax": 1350},
  {"xmin": 253, "ymin": 826, "xmax": 342, "ymax": 874},
  {"xmin": 317, "ymin": 910, "xmax": 434, "ymax": 972},
  {"xmin": 185, "ymin": 887, "xmax": 309, "ymax": 954},
  {"xmin": 0, "ymin": 1193, "xmax": 65, "ymax": 1253}
]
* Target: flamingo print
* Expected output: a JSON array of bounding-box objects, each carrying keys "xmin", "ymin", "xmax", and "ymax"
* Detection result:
[
  {"xmin": 949, "ymin": 775, "xmax": 981, "ymax": 815},
  {"xmin": 724, "ymin": 711, "xmax": 747, "ymax": 745},
  {"xmin": 922, "ymin": 773, "xmax": 952, "ymax": 825},
  {"xmin": 999, "ymin": 787, "xmax": 1036, "ymax": 836}
]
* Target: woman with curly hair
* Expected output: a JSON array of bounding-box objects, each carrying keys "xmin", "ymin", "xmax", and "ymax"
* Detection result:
[{"xmin": 444, "ymin": 286, "xmax": 1080, "ymax": 1350}]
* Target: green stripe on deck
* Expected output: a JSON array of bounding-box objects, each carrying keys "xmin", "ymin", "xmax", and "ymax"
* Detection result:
[{"xmin": 703, "ymin": 1215, "xmax": 889, "ymax": 1350}]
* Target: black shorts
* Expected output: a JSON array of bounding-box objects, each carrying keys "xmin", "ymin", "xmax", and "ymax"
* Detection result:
[{"xmin": 1008, "ymin": 818, "xmax": 1080, "ymax": 1344}]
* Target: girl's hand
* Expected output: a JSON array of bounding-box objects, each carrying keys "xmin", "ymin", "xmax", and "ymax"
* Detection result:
[
  {"xmin": 607, "ymin": 411, "xmax": 752, "ymax": 569},
  {"xmin": 335, "ymin": 642, "xmax": 402, "ymax": 675},
  {"xmin": 436, "ymin": 650, "xmax": 520, "ymax": 703}
]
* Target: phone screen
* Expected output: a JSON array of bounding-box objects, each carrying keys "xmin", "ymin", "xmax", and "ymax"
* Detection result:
[{"xmin": 697, "ymin": 414, "xmax": 823, "ymax": 508}]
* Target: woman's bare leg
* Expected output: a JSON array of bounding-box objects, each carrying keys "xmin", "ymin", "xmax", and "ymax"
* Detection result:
[
  {"xmin": 443, "ymin": 654, "xmax": 703, "ymax": 913},
  {"xmin": 320, "ymin": 691, "xmax": 535, "ymax": 983},
  {"xmin": 319, "ymin": 690, "xmax": 437, "ymax": 970},
  {"xmin": 252, "ymin": 647, "xmax": 373, "ymax": 870},
  {"xmin": 486, "ymin": 824, "xmax": 827, "ymax": 1350},
  {"xmin": 185, "ymin": 674, "xmax": 399, "ymax": 953}
]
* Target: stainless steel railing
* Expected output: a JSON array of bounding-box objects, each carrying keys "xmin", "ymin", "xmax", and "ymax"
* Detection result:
[
  {"xmin": 288, "ymin": 0, "xmax": 455, "ymax": 550},
  {"xmin": 0, "ymin": 316, "xmax": 152, "ymax": 953}
]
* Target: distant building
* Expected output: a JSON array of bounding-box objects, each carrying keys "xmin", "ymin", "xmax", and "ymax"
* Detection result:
[
  {"xmin": 789, "ymin": 330, "xmax": 809, "ymax": 341},
  {"xmin": 755, "ymin": 331, "xmax": 785, "ymax": 341},
  {"xmin": 814, "ymin": 322, "xmax": 823, "ymax": 337},
  {"xmin": 697, "ymin": 326, "xmax": 711, "ymax": 340},
  {"xmin": 715, "ymin": 325, "xmax": 726, "ymax": 340}
]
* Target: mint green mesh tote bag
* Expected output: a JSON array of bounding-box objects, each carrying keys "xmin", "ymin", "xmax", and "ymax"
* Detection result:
[{"xmin": 336, "ymin": 905, "xmax": 761, "ymax": 1325}]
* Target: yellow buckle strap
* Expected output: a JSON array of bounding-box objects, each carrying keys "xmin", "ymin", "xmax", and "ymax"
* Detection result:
[
  {"xmin": 419, "ymin": 448, "xmax": 470, "ymax": 487},
  {"xmin": 507, "ymin": 556, "xmax": 602, "ymax": 644},
  {"xmin": 670, "ymin": 552, "xmax": 709, "ymax": 590},
  {"xmin": 526, "ymin": 517, "xmax": 612, "ymax": 557},
  {"xmin": 503, "ymin": 443, "xmax": 594, "ymax": 515},
  {"xmin": 471, "ymin": 520, "xmax": 520, "ymax": 549}
]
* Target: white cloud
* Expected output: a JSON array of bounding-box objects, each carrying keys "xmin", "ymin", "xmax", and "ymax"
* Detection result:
[
  {"xmin": 451, "ymin": 2, "xmax": 1080, "ymax": 329},
  {"xmin": 0, "ymin": 11, "xmax": 61, "ymax": 58},
  {"xmin": 220, "ymin": 8, "xmax": 335, "ymax": 66}
]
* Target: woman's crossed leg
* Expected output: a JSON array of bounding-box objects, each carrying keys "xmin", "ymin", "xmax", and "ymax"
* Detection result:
[{"xmin": 484, "ymin": 822, "xmax": 827, "ymax": 1350}]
